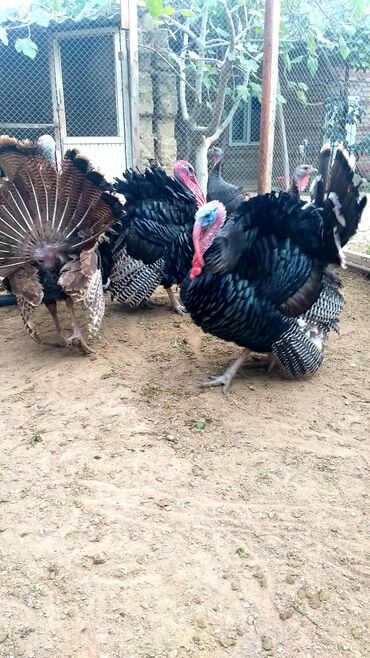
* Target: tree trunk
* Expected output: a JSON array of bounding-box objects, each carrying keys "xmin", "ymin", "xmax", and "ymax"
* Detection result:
[{"xmin": 195, "ymin": 135, "xmax": 212, "ymax": 195}]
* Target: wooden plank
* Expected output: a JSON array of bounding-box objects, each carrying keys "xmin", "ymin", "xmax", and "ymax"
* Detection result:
[
  {"xmin": 127, "ymin": 0, "xmax": 140, "ymax": 168},
  {"xmin": 0, "ymin": 123, "xmax": 54, "ymax": 130},
  {"xmin": 344, "ymin": 249, "xmax": 370, "ymax": 274},
  {"xmin": 258, "ymin": 0, "xmax": 281, "ymax": 194},
  {"xmin": 120, "ymin": 0, "xmax": 129, "ymax": 30},
  {"xmin": 119, "ymin": 30, "xmax": 133, "ymax": 168}
]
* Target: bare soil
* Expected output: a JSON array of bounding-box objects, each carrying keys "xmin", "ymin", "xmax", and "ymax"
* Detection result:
[{"xmin": 0, "ymin": 269, "xmax": 369, "ymax": 658}]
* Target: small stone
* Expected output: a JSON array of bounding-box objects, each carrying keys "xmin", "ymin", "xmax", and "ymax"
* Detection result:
[
  {"xmin": 351, "ymin": 626, "xmax": 364, "ymax": 639},
  {"xmin": 253, "ymin": 568, "xmax": 267, "ymax": 588},
  {"xmin": 218, "ymin": 634, "xmax": 237, "ymax": 648},
  {"xmin": 308, "ymin": 594, "xmax": 321, "ymax": 609},
  {"xmin": 230, "ymin": 578, "xmax": 241, "ymax": 591},
  {"xmin": 285, "ymin": 574, "xmax": 297, "ymax": 585},
  {"xmin": 279, "ymin": 608, "xmax": 293, "ymax": 621},
  {"xmin": 297, "ymin": 585, "xmax": 310, "ymax": 599},
  {"xmin": 92, "ymin": 553, "xmax": 107, "ymax": 565},
  {"xmin": 156, "ymin": 498, "xmax": 172, "ymax": 509},
  {"xmin": 261, "ymin": 635, "xmax": 273, "ymax": 652},
  {"xmin": 318, "ymin": 589, "xmax": 330, "ymax": 602}
]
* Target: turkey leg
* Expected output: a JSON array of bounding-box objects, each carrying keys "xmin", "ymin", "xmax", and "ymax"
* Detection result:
[
  {"xmin": 165, "ymin": 287, "xmax": 186, "ymax": 315},
  {"xmin": 245, "ymin": 353, "xmax": 276, "ymax": 373},
  {"xmin": 45, "ymin": 301, "xmax": 68, "ymax": 347},
  {"xmin": 65, "ymin": 297, "xmax": 93, "ymax": 355},
  {"xmin": 201, "ymin": 349, "xmax": 252, "ymax": 393}
]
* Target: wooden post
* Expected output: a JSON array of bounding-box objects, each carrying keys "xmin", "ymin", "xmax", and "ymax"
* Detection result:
[
  {"xmin": 258, "ymin": 0, "xmax": 281, "ymax": 194},
  {"xmin": 126, "ymin": 0, "xmax": 140, "ymax": 168}
]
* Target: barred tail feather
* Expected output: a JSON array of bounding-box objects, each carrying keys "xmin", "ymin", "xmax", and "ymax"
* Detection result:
[
  {"xmin": 272, "ymin": 325, "xmax": 324, "ymax": 377},
  {"xmin": 109, "ymin": 246, "xmax": 164, "ymax": 307}
]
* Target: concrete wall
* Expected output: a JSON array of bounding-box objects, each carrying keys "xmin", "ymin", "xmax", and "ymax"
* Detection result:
[{"xmin": 138, "ymin": 13, "xmax": 178, "ymax": 171}]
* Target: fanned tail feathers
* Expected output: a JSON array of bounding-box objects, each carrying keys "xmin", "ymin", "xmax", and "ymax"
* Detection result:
[
  {"xmin": 315, "ymin": 145, "xmax": 367, "ymax": 265},
  {"xmin": 0, "ymin": 136, "xmax": 121, "ymax": 276}
]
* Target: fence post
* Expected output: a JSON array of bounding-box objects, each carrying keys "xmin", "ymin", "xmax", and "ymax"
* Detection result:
[
  {"xmin": 126, "ymin": 0, "xmax": 140, "ymax": 168},
  {"xmin": 258, "ymin": 0, "xmax": 281, "ymax": 194}
]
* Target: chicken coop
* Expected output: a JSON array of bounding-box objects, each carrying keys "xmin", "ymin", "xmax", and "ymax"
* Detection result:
[{"xmin": 0, "ymin": 2, "xmax": 139, "ymax": 182}]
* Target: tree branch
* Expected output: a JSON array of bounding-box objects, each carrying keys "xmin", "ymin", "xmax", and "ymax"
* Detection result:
[
  {"xmin": 178, "ymin": 32, "xmax": 191, "ymax": 125},
  {"xmin": 209, "ymin": 73, "xmax": 250, "ymax": 143},
  {"xmin": 195, "ymin": 0, "xmax": 210, "ymax": 105},
  {"xmin": 166, "ymin": 15, "xmax": 201, "ymax": 47},
  {"xmin": 204, "ymin": 0, "xmax": 236, "ymax": 137}
]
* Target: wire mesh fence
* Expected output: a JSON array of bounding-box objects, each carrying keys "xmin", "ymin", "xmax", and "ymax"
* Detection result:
[
  {"xmin": 137, "ymin": 5, "xmax": 370, "ymax": 199},
  {"xmin": 0, "ymin": 3, "xmax": 369, "ymax": 199},
  {"xmin": 0, "ymin": 17, "xmax": 128, "ymax": 181}
]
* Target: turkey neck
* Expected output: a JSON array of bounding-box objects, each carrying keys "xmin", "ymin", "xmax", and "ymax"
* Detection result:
[{"xmin": 212, "ymin": 159, "xmax": 222, "ymax": 179}]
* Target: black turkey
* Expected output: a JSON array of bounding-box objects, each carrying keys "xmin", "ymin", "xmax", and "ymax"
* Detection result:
[
  {"xmin": 207, "ymin": 146, "xmax": 246, "ymax": 213},
  {"xmin": 180, "ymin": 145, "xmax": 366, "ymax": 391},
  {"xmin": 111, "ymin": 161, "xmax": 206, "ymax": 314}
]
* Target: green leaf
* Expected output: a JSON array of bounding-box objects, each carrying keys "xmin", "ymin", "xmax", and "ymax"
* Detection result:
[
  {"xmin": 277, "ymin": 94, "xmax": 286, "ymax": 105},
  {"xmin": 0, "ymin": 26, "xmax": 8, "ymax": 46},
  {"xmin": 29, "ymin": 7, "xmax": 50, "ymax": 28},
  {"xmin": 298, "ymin": 82, "xmax": 308, "ymax": 91},
  {"xmin": 162, "ymin": 5, "xmax": 175, "ymax": 15},
  {"xmin": 283, "ymin": 51, "xmax": 292, "ymax": 72},
  {"xmin": 180, "ymin": 8, "xmax": 194, "ymax": 18},
  {"xmin": 186, "ymin": 420, "xmax": 206, "ymax": 432},
  {"xmin": 0, "ymin": 8, "xmax": 15, "ymax": 23},
  {"xmin": 15, "ymin": 37, "xmax": 38, "ymax": 60},
  {"xmin": 338, "ymin": 34, "xmax": 350, "ymax": 60},
  {"xmin": 145, "ymin": 0, "xmax": 167, "ymax": 18},
  {"xmin": 352, "ymin": 0, "xmax": 366, "ymax": 18},
  {"xmin": 236, "ymin": 85, "xmax": 250, "ymax": 101},
  {"xmin": 296, "ymin": 89, "xmax": 308, "ymax": 106},
  {"xmin": 306, "ymin": 32, "xmax": 316, "ymax": 55},
  {"xmin": 250, "ymin": 82, "xmax": 262, "ymax": 99},
  {"xmin": 307, "ymin": 56, "xmax": 318, "ymax": 76},
  {"xmin": 236, "ymin": 547, "xmax": 250, "ymax": 558}
]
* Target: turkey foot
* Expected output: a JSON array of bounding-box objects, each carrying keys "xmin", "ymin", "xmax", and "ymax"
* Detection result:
[
  {"xmin": 201, "ymin": 350, "xmax": 251, "ymax": 393},
  {"xmin": 45, "ymin": 301, "xmax": 68, "ymax": 347},
  {"xmin": 165, "ymin": 287, "xmax": 186, "ymax": 315},
  {"xmin": 65, "ymin": 297, "xmax": 94, "ymax": 355}
]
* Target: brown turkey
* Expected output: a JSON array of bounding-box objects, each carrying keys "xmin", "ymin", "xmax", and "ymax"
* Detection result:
[{"xmin": 0, "ymin": 135, "xmax": 122, "ymax": 353}]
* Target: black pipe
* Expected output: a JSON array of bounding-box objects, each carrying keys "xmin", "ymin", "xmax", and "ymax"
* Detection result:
[{"xmin": 0, "ymin": 294, "xmax": 17, "ymax": 307}]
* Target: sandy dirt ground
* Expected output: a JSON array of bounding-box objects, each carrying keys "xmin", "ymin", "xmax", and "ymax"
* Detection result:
[{"xmin": 0, "ymin": 269, "xmax": 369, "ymax": 658}]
